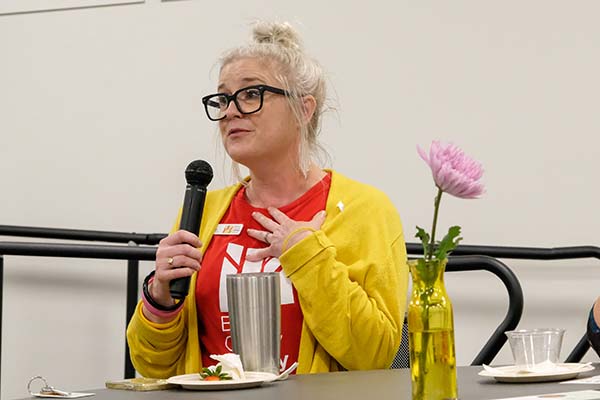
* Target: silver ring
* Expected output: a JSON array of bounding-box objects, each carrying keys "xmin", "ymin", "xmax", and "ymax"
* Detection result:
[{"xmin": 264, "ymin": 232, "xmax": 270, "ymax": 244}]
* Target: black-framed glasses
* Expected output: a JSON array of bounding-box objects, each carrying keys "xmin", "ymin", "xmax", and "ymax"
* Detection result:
[{"xmin": 202, "ymin": 84, "xmax": 291, "ymax": 121}]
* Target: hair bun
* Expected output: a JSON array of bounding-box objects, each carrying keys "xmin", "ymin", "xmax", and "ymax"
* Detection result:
[{"xmin": 252, "ymin": 21, "xmax": 303, "ymax": 51}]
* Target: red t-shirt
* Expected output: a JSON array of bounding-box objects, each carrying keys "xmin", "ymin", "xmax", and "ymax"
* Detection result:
[{"xmin": 196, "ymin": 172, "xmax": 331, "ymax": 373}]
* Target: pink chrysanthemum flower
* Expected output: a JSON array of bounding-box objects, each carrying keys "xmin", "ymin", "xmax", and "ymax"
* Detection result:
[{"xmin": 417, "ymin": 141, "xmax": 484, "ymax": 199}]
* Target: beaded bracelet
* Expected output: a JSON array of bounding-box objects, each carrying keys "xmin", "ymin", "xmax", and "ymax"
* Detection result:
[
  {"xmin": 282, "ymin": 227, "xmax": 317, "ymax": 253},
  {"xmin": 142, "ymin": 271, "xmax": 184, "ymax": 318}
]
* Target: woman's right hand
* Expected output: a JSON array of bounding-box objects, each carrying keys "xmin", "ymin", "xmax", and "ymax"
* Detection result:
[{"xmin": 151, "ymin": 230, "xmax": 203, "ymax": 307}]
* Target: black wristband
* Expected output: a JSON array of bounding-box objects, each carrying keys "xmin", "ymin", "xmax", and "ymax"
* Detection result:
[{"xmin": 142, "ymin": 271, "xmax": 184, "ymax": 312}]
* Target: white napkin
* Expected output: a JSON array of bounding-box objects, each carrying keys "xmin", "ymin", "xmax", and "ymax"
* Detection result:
[
  {"xmin": 483, "ymin": 361, "xmax": 592, "ymax": 375},
  {"xmin": 210, "ymin": 353, "xmax": 246, "ymax": 380}
]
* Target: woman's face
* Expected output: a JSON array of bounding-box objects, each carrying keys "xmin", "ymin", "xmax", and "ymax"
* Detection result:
[{"xmin": 217, "ymin": 58, "xmax": 300, "ymax": 169}]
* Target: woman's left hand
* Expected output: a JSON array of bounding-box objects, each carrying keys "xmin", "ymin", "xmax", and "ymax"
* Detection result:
[{"xmin": 246, "ymin": 207, "xmax": 326, "ymax": 261}]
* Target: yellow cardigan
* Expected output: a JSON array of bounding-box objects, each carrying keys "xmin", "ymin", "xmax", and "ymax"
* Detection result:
[{"xmin": 126, "ymin": 170, "xmax": 408, "ymax": 377}]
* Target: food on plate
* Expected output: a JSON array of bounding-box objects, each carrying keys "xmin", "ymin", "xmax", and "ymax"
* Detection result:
[{"xmin": 200, "ymin": 365, "xmax": 232, "ymax": 381}]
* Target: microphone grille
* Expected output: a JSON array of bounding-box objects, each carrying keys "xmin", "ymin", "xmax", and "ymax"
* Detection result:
[{"xmin": 185, "ymin": 160, "xmax": 214, "ymax": 186}]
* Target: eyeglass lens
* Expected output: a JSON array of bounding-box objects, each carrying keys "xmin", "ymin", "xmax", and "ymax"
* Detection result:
[{"xmin": 205, "ymin": 87, "xmax": 263, "ymax": 120}]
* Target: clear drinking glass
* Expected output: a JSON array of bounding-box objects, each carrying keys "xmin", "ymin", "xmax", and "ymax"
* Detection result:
[{"xmin": 505, "ymin": 328, "xmax": 565, "ymax": 370}]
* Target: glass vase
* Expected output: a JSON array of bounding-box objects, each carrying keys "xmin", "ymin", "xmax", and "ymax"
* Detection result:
[{"xmin": 407, "ymin": 258, "xmax": 457, "ymax": 400}]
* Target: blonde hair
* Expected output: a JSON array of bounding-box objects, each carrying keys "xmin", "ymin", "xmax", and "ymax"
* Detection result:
[{"xmin": 219, "ymin": 21, "xmax": 330, "ymax": 180}]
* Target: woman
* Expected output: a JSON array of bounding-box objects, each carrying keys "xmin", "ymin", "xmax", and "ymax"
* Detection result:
[
  {"xmin": 127, "ymin": 21, "xmax": 408, "ymax": 377},
  {"xmin": 588, "ymin": 298, "xmax": 600, "ymax": 355}
]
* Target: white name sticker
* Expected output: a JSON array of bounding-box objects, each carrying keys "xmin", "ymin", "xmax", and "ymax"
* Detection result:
[{"xmin": 214, "ymin": 224, "xmax": 244, "ymax": 236}]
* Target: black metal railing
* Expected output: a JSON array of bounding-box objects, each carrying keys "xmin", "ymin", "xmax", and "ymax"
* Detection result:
[
  {"xmin": 407, "ymin": 243, "xmax": 600, "ymax": 261},
  {"xmin": 445, "ymin": 255, "xmax": 523, "ymax": 365},
  {"xmin": 0, "ymin": 240, "xmax": 157, "ymax": 386},
  {"xmin": 393, "ymin": 255, "xmax": 524, "ymax": 368},
  {"xmin": 0, "ymin": 224, "xmax": 597, "ymax": 379},
  {"xmin": 406, "ymin": 243, "xmax": 600, "ymax": 362},
  {"xmin": 5, "ymin": 224, "xmax": 597, "ymax": 262},
  {"xmin": 0, "ymin": 224, "xmax": 165, "ymax": 245}
]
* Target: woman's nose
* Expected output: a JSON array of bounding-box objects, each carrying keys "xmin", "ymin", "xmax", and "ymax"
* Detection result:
[{"xmin": 223, "ymin": 99, "xmax": 242, "ymax": 119}]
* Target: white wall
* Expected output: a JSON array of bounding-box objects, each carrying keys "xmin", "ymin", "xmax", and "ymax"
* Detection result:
[{"xmin": 1, "ymin": 1, "xmax": 599, "ymax": 398}]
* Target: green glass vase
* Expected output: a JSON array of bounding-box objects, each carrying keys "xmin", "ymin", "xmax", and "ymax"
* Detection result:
[{"xmin": 407, "ymin": 258, "xmax": 457, "ymax": 400}]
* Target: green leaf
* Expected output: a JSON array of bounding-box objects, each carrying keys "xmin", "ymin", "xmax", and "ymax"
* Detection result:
[
  {"xmin": 434, "ymin": 225, "xmax": 463, "ymax": 260},
  {"xmin": 415, "ymin": 226, "xmax": 431, "ymax": 258}
]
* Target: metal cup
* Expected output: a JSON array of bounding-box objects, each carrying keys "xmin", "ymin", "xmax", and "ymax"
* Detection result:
[{"xmin": 226, "ymin": 272, "xmax": 281, "ymax": 375}]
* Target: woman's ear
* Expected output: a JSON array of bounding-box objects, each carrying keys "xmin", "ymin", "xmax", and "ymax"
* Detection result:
[{"xmin": 300, "ymin": 95, "xmax": 317, "ymax": 125}]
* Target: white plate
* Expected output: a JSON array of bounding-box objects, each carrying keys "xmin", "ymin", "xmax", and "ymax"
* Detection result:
[
  {"xmin": 167, "ymin": 371, "xmax": 278, "ymax": 390},
  {"xmin": 478, "ymin": 363, "xmax": 595, "ymax": 383}
]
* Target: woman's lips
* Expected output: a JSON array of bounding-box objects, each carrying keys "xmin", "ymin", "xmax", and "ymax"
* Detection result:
[{"xmin": 227, "ymin": 128, "xmax": 250, "ymax": 136}]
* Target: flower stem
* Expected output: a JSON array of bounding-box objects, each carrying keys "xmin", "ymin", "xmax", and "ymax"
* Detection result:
[{"xmin": 428, "ymin": 187, "xmax": 444, "ymax": 261}]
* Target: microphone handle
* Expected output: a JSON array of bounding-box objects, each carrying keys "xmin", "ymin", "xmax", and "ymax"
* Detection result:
[{"xmin": 169, "ymin": 184, "xmax": 207, "ymax": 299}]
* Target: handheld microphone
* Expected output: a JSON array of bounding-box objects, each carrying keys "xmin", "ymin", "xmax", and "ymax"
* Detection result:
[{"xmin": 169, "ymin": 159, "xmax": 214, "ymax": 299}]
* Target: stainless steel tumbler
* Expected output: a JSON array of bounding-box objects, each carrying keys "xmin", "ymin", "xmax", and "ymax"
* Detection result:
[{"xmin": 226, "ymin": 272, "xmax": 281, "ymax": 375}]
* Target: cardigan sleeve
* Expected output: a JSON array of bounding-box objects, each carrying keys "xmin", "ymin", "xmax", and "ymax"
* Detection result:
[
  {"xmin": 126, "ymin": 298, "xmax": 190, "ymax": 378},
  {"xmin": 125, "ymin": 212, "xmax": 189, "ymax": 379},
  {"xmin": 124, "ymin": 185, "xmax": 240, "ymax": 378},
  {"xmin": 280, "ymin": 190, "xmax": 408, "ymax": 371},
  {"xmin": 587, "ymin": 305, "xmax": 600, "ymax": 357}
]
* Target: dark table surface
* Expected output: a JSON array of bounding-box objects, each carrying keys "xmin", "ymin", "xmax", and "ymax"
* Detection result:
[{"xmin": 16, "ymin": 364, "xmax": 600, "ymax": 400}]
